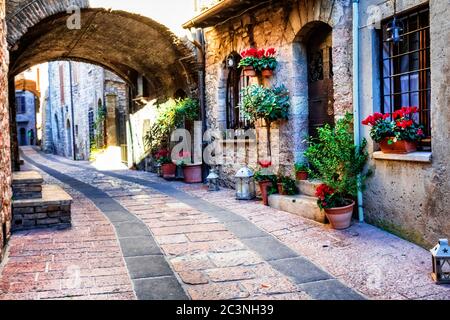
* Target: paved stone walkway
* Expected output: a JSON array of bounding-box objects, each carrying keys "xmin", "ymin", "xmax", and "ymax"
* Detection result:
[{"xmin": 1, "ymin": 147, "xmax": 449, "ymax": 300}]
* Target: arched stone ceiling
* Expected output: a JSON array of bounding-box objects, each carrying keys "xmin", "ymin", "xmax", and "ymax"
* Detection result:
[{"xmin": 6, "ymin": 0, "xmax": 198, "ymax": 98}]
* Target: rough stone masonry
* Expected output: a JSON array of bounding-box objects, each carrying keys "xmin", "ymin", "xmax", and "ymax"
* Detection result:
[{"xmin": 0, "ymin": 0, "xmax": 12, "ymax": 262}]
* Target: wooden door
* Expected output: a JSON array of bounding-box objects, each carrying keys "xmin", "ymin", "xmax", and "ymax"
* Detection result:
[{"xmin": 308, "ymin": 28, "xmax": 334, "ymax": 137}]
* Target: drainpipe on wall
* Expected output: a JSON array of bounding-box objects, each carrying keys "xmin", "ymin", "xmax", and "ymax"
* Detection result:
[
  {"xmin": 353, "ymin": 0, "xmax": 364, "ymax": 223},
  {"xmin": 68, "ymin": 61, "xmax": 76, "ymax": 161}
]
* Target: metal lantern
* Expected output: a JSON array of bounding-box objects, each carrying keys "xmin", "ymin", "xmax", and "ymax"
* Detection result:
[
  {"xmin": 155, "ymin": 163, "xmax": 163, "ymax": 177},
  {"xmin": 206, "ymin": 168, "xmax": 220, "ymax": 192},
  {"xmin": 386, "ymin": 0, "xmax": 404, "ymax": 44},
  {"xmin": 430, "ymin": 239, "xmax": 450, "ymax": 284},
  {"xmin": 235, "ymin": 166, "xmax": 256, "ymax": 200}
]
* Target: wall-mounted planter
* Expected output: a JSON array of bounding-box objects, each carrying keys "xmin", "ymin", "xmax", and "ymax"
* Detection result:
[
  {"xmin": 379, "ymin": 138, "xmax": 417, "ymax": 154},
  {"xmin": 261, "ymin": 69, "xmax": 274, "ymax": 77},
  {"xmin": 243, "ymin": 66, "xmax": 257, "ymax": 77}
]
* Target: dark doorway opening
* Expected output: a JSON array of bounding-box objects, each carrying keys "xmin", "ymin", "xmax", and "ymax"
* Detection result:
[{"xmin": 307, "ymin": 23, "xmax": 334, "ymax": 137}]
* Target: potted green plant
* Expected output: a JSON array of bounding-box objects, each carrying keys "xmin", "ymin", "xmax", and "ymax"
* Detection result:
[
  {"xmin": 294, "ymin": 162, "xmax": 309, "ymax": 181},
  {"xmin": 257, "ymin": 48, "xmax": 278, "ymax": 77},
  {"xmin": 277, "ymin": 176, "xmax": 298, "ymax": 196},
  {"xmin": 176, "ymin": 151, "xmax": 202, "ymax": 184},
  {"xmin": 305, "ymin": 113, "xmax": 370, "ymax": 229},
  {"xmin": 241, "ymin": 84, "xmax": 290, "ymax": 157},
  {"xmin": 155, "ymin": 149, "xmax": 176, "ymax": 179},
  {"xmin": 254, "ymin": 160, "xmax": 277, "ymax": 206},
  {"xmin": 362, "ymin": 107, "xmax": 424, "ymax": 154},
  {"xmin": 238, "ymin": 48, "xmax": 259, "ymax": 77}
]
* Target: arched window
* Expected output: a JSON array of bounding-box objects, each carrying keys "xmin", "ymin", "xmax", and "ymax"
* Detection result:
[{"xmin": 225, "ymin": 52, "xmax": 251, "ymax": 129}]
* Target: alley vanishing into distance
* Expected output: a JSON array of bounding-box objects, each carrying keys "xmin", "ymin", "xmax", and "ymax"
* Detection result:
[{"xmin": 0, "ymin": 147, "xmax": 448, "ymax": 300}]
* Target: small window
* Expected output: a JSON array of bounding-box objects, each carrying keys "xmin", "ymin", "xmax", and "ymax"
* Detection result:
[
  {"xmin": 381, "ymin": 6, "xmax": 431, "ymax": 149},
  {"xmin": 16, "ymin": 96, "xmax": 26, "ymax": 114},
  {"xmin": 226, "ymin": 53, "xmax": 252, "ymax": 129}
]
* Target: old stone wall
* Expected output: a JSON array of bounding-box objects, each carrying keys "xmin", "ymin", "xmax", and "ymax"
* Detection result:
[
  {"xmin": 0, "ymin": 0, "xmax": 12, "ymax": 262},
  {"xmin": 203, "ymin": 0, "xmax": 353, "ymax": 184},
  {"xmin": 15, "ymin": 91, "xmax": 37, "ymax": 146},
  {"xmin": 359, "ymin": 0, "xmax": 449, "ymax": 248}
]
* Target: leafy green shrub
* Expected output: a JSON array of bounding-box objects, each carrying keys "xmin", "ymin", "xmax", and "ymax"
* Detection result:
[
  {"xmin": 278, "ymin": 176, "xmax": 298, "ymax": 195},
  {"xmin": 305, "ymin": 113, "xmax": 371, "ymax": 208}
]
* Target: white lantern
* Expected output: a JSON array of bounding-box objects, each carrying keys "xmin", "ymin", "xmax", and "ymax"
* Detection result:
[
  {"xmin": 431, "ymin": 239, "xmax": 450, "ymax": 284},
  {"xmin": 206, "ymin": 168, "xmax": 220, "ymax": 192},
  {"xmin": 235, "ymin": 166, "xmax": 256, "ymax": 200}
]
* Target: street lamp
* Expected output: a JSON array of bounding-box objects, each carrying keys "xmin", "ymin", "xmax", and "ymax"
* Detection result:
[
  {"xmin": 235, "ymin": 166, "xmax": 256, "ymax": 200},
  {"xmin": 430, "ymin": 239, "xmax": 450, "ymax": 284}
]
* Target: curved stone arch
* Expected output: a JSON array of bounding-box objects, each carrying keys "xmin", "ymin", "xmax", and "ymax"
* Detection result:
[{"xmin": 6, "ymin": 1, "xmax": 198, "ymax": 99}]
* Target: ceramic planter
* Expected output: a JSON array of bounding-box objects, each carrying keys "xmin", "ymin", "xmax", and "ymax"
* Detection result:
[
  {"xmin": 324, "ymin": 201, "xmax": 355, "ymax": 230},
  {"xmin": 183, "ymin": 164, "xmax": 203, "ymax": 183},
  {"xmin": 379, "ymin": 138, "xmax": 417, "ymax": 154},
  {"xmin": 261, "ymin": 69, "xmax": 274, "ymax": 77},
  {"xmin": 243, "ymin": 66, "xmax": 257, "ymax": 77},
  {"xmin": 258, "ymin": 180, "xmax": 273, "ymax": 206},
  {"xmin": 296, "ymin": 171, "xmax": 308, "ymax": 181},
  {"xmin": 161, "ymin": 163, "xmax": 176, "ymax": 179}
]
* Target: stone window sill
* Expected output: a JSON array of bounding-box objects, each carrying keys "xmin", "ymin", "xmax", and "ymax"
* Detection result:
[{"xmin": 373, "ymin": 151, "xmax": 432, "ymax": 163}]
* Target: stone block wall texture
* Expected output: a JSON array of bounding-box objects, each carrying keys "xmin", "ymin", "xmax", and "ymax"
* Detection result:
[
  {"xmin": 0, "ymin": 0, "xmax": 12, "ymax": 262},
  {"xmin": 359, "ymin": 0, "xmax": 449, "ymax": 248},
  {"xmin": 203, "ymin": 0, "xmax": 353, "ymax": 185},
  {"xmin": 43, "ymin": 62, "xmax": 127, "ymax": 161},
  {"xmin": 12, "ymin": 202, "xmax": 71, "ymax": 231}
]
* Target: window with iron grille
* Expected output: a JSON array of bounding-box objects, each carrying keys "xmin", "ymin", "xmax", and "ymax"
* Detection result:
[
  {"xmin": 381, "ymin": 6, "xmax": 431, "ymax": 149},
  {"xmin": 226, "ymin": 66, "xmax": 252, "ymax": 129}
]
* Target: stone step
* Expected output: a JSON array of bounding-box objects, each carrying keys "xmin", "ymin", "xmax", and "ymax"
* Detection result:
[
  {"xmin": 12, "ymin": 185, "xmax": 73, "ymax": 231},
  {"xmin": 268, "ymin": 194, "xmax": 325, "ymax": 224},
  {"xmin": 12, "ymin": 171, "xmax": 44, "ymax": 200},
  {"xmin": 296, "ymin": 179, "xmax": 322, "ymax": 197}
]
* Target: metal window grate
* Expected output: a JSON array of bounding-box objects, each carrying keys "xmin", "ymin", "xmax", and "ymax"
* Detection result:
[{"xmin": 380, "ymin": 6, "xmax": 431, "ymax": 147}]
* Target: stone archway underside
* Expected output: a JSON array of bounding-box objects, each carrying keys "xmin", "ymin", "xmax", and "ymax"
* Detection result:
[{"xmin": 6, "ymin": 1, "xmax": 198, "ymax": 98}]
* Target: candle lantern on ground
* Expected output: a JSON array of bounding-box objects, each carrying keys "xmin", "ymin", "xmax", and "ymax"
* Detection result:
[
  {"xmin": 206, "ymin": 168, "xmax": 220, "ymax": 192},
  {"xmin": 430, "ymin": 239, "xmax": 450, "ymax": 284},
  {"xmin": 235, "ymin": 166, "xmax": 256, "ymax": 200}
]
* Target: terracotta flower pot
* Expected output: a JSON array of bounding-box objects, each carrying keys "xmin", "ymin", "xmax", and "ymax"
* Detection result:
[
  {"xmin": 243, "ymin": 66, "xmax": 257, "ymax": 77},
  {"xmin": 161, "ymin": 163, "xmax": 176, "ymax": 179},
  {"xmin": 261, "ymin": 69, "xmax": 273, "ymax": 77},
  {"xmin": 379, "ymin": 138, "xmax": 417, "ymax": 154},
  {"xmin": 296, "ymin": 171, "xmax": 308, "ymax": 181},
  {"xmin": 277, "ymin": 183, "xmax": 287, "ymax": 195},
  {"xmin": 183, "ymin": 164, "xmax": 203, "ymax": 183},
  {"xmin": 258, "ymin": 180, "xmax": 272, "ymax": 206},
  {"xmin": 324, "ymin": 201, "xmax": 355, "ymax": 230}
]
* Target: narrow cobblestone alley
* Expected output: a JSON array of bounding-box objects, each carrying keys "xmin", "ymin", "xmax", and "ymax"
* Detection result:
[{"xmin": 0, "ymin": 147, "xmax": 448, "ymax": 300}]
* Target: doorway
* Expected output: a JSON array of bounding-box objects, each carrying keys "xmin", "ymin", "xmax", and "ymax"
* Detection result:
[
  {"xmin": 66, "ymin": 119, "xmax": 72, "ymax": 158},
  {"xmin": 307, "ymin": 23, "xmax": 334, "ymax": 137},
  {"xmin": 19, "ymin": 128, "xmax": 27, "ymax": 146}
]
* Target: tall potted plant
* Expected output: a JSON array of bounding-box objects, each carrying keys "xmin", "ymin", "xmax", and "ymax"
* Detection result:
[
  {"xmin": 305, "ymin": 113, "xmax": 370, "ymax": 229},
  {"xmin": 362, "ymin": 107, "xmax": 424, "ymax": 154},
  {"xmin": 241, "ymin": 84, "xmax": 290, "ymax": 157}
]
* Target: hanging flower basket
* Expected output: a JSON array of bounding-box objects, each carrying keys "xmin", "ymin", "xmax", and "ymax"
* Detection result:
[
  {"xmin": 261, "ymin": 69, "xmax": 274, "ymax": 77},
  {"xmin": 243, "ymin": 66, "xmax": 257, "ymax": 77}
]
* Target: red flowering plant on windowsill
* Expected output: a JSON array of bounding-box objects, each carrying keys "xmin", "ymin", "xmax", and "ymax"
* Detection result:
[{"xmin": 362, "ymin": 107, "xmax": 425, "ymax": 144}]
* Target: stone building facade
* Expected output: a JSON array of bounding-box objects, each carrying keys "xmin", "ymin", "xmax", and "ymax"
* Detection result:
[
  {"xmin": 186, "ymin": 0, "xmax": 449, "ymax": 248},
  {"xmin": 43, "ymin": 61, "xmax": 128, "ymax": 162},
  {"xmin": 15, "ymin": 90, "xmax": 37, "ymax": 146},
  {"xmin": 187, "ymin": 0, "xmax": 354, "ymax": 186},
  {"xmin": 0, "ymin": 0, "xmax": 12, "ymax": 262}
]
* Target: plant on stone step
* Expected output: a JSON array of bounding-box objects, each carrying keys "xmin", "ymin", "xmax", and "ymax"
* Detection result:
[
  {"xmin": 277, "ymin": 175, "xmax": 298, "ymax": 196},
  {"xmin": 305, "ymin": 113, "xmax": 371, "ymax": 209}
]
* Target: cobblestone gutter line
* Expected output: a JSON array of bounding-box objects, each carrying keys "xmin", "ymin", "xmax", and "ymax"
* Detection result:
[{"xmin": 21, "ymin": 153, "xmax": 188, "ymax": 300}]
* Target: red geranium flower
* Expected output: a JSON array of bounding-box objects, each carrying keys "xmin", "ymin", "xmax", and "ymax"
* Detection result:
[
  {"xmin": 265, "ymin": 48, "xmax": 276, "ymax": 56},
  {"xmin": 258, "ymin": 160, "xmax": 272, "ymax": 168}
]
